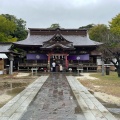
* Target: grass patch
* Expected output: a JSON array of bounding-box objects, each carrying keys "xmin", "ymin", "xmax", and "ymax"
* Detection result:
[
  {"xmin": 79, "ymin": 72, "xmax": 120, "ymax": 97},
  {"xmin": 90, "ymin": 72, "xmax": 120, "ymax": 81}
]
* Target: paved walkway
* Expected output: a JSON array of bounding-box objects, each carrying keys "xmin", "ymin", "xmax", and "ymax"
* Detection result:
[
  {"xmin": 20, "ymin": 73, "xmax": 86, "ymax": 120},
  {"xmin": 0, "ymin": 76, "xmax": 48, "ymax": 120},
  {"xmin": 0, "ymin": 73, "xmax": 117, "ymax": 120},
  {"xmin": 67, "ymin": 76, "xmax": 117, "ymax": 120}
]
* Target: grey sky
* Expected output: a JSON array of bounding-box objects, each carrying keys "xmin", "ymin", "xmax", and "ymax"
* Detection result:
[{"xmin": 0, "ymin": 0, "xmax": 120, "ymax": 29}]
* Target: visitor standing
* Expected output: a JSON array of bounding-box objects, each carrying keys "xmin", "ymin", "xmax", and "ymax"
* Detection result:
[
  {"xmin": 59, "ymin": 64, "xmax": 63, "ymax": 72},
  {"xmin": 52, "ymin": 61, "xmax": 56, "ymax": 72}
]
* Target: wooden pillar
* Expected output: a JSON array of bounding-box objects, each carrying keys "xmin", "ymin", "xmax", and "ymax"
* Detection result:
[
  {"xmin": 0, "ymin": 59, "xmax": 4, "ymax": 70},
  {"xmin": 47, "ymin": 54, "xmax": 50, "ymax": 71},
  {"xmin": 48, "ymin": 54, "xmax": 50, "ymax": 64}
]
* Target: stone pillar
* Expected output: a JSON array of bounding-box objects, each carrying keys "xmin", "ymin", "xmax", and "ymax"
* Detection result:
[
  {"xmin": 65, "ymin": 54, "xmax": 68, "ymax": 69},
  {"xmin": 9, "ymin": 54, "xmax": 14, "ymax": 75},
  {"xmin": 101, "ymin": 56, "xmax": 105, "ymax": 76}
]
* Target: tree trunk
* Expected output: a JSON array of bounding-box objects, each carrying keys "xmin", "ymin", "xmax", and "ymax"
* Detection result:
[{"xmin": 117, "ymin": 68, "xmax": 120, "ymax": 77}]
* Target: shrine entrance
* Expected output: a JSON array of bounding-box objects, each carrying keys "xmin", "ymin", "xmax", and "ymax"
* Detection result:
[{"xmin": 47, "ymin": 53, "xmax": 68, "ymax": 72}]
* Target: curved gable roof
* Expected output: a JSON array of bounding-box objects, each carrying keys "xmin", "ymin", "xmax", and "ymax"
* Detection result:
[
  {"xmin": 63, "ymin": 35, "xmax": 101, "ymax": 46},
  {"xmin": 14, "ymin": 35, "xmax": 53, "ymax": 46},
  {"xmin": 13, "ymin": 28, "xmax": 102, "ymax": 46}
]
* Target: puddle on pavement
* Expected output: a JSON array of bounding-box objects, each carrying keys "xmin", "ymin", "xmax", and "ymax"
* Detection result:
[
  {"xmin": 70, "ymin": 88, "xmax": 83, "ymax": 114},
  {"xmin": 0, "ymin": 81, "xmax": 29, "ymax": 108},
  {"xmin": 89, "ymin": 90, "xmax": 120, "ymax": 120},
  {"xmin": 3, "ymin": 82, "xmax": 28, "ymax": 89},
  {"xmin": 0, "ymin": 86, "xmax": 25, "ymax": 108},
  {"xmin": 99, "ymin": 100, "xmax": 120, "ymax": 119},
  {"xmin": 96, "ymin": 95, "xmax": 120, "ymax": 120},
  {"xmin": 6, "ymin": 87, "xmax": 25, "ymax": 96}
]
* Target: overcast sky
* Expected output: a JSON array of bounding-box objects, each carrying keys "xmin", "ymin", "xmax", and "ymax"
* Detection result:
[{"xmin": 0, "ymin": 0, "xmax": 120, "ymax": 29}]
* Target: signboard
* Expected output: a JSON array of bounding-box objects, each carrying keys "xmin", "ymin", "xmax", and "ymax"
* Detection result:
[
  {"xmin": 27, "ymin": 54, "xmax": 48, "ymax": 60},
  {"xmin": 67, "ymin": 54, "xmax": 89, "ymax": 60}
]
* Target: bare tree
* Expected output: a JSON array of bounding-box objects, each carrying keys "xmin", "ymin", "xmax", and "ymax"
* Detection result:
[{"xmin": 98, "ymin": 32, "xmax": 120, "ymax": 77}]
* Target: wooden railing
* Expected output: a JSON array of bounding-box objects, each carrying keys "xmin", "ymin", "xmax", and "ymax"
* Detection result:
[
  {"xmin": 18, "ymin": 63, "xmax": 47, "ymax": 70},
  {"xmin": 18, "ymin": 62, "xmax": 98, "ymax": 72},
  {"xmin": 18, "ymin": 63, "xmax": 47, "ymax": 67},
  {"xmin": 68, "ymin": 63, "xmax": 97, "ymax": 72}
]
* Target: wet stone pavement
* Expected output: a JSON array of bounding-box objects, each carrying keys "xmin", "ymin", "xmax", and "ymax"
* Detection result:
[{"xmin": 20, "ymin": 73, "xmax": 86, "ymax": 120}]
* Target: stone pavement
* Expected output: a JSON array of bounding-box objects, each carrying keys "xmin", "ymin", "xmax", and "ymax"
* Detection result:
[
  {"xmin": 20, "ymin": 73, "xmax": 86, "ymax": 120},
  {"xmin": 66, "ymin": 76, "xmax": 117, "ymax": 120},
  {"xmin": 0, "ymin": 76, "xmax": 48, "ymax": 120},
  {"xmin": 0, "ymin": 73, "xmax": 117, "ymax": 120}
]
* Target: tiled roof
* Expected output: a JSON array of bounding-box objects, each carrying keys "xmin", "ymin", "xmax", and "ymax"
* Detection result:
[
  {"xmin": 14, "ymin": 34, "xmax": 101, "ymax": 46},
  {"xmin": 14, "ymin": 35, "xmax": 53, "ymax": 46},
  {"xmin": 0, "ymin": 44, "xmax": 12, "ymax": 53},
  {"xmin": 0, "ymin": 53, "xmax": 8, "ymax": 59},
  {"xmin": 63, "ymin": 35, "xmax": 101, "ymax": 46}
]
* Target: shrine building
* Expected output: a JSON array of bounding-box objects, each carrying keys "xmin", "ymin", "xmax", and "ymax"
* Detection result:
[{"xmin": 12, "ymin": 28, "xmax": 102, "ymax": 72}]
